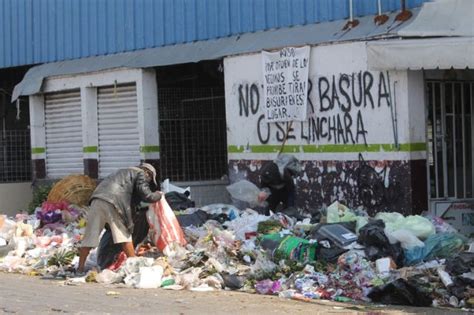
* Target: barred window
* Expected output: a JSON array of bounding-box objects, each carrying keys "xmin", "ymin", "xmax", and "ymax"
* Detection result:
[
  {"xmin": 158, "ymin": 87, "xmax": 227, "ymax": 182},
  {"xmin": 0, "ymin": 130, "xmax": 32, "ymax": 182}
]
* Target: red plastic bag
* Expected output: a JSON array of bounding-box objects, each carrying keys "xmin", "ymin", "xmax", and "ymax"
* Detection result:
[{"xmin": 147, "ymin": 198, "xmax": 187, "ymax": 251}]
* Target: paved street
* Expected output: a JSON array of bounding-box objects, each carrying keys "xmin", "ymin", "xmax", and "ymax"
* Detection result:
[{"xmin": 0, "ymin": 272, "xmax": 465, "ymax": 315}]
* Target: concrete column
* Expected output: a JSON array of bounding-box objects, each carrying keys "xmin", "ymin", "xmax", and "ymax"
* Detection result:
[
  {"xmin": 81, "ymin": 87, "xmax": 99, "ymax": 178},
  {"xmin": 29, "ymin": 94, "xmax": 46, "ymax": 179},
  {"xmin": 406, "ymin": 70, "xmax": 428, "ymax": 213},
  {"xmin": 136, "ymin": 68, "xmax": 160, "ymax": 180}
]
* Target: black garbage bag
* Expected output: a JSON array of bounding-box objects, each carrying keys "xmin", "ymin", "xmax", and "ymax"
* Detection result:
[
  {"xmin": 446, "ymin": 252, "xmax": 474, "ymax": 275},
  {"xmin": 368, "ymin": 278, "xmax": 432, "ymax": 307},
  {"xmin": 315, "ymin": 239, "xmax": 348, "ymax": 263},
  {"xmin": 221, "ymin": 273, "xmax": 245, "ymax": 289},
  {"xmin": 165, "ymin": 191, "xmax": 195, "ymax": 210},
  {"xmin": 358, "ymin": 219, "xmax": 404, "ymax": 267},
  {"xmin": 176, "ymin": 210, "xmax": 209, "ymax": 228},
  {"xmin": 97, "ymin": 210, "xmax": 150, "ymax": 270}
]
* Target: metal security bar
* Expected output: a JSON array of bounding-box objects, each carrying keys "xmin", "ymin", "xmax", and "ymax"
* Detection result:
[
  {"xmin": 158, "ymin": 87, "xmax": 227, "ymax": 182},
  {"xmin": 0, "ymin": 130, "xmax": 31, "ymax": 182},
  {"xmin": 427, "ymin": 81, "xmax": 473, "ymax": 199}
]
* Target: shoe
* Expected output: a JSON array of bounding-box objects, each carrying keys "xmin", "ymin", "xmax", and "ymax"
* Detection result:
[{"xmin": 70, "ymin": 269, "xmax": 87, "ymax": 278}]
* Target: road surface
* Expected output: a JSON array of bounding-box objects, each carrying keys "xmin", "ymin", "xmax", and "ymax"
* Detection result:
[{"xmin": 0, "ymin": 272, "xmax": 464, "ymax": 314}]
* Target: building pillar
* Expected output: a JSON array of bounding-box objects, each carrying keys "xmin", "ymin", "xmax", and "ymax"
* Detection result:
[
  {"xmin": 136, "ymin": 69, "xmax": 161, "ymax": 181},
  {"xmin": 29, "ymin": 95, "xmax": 46, "ymax": 179},
  {"xmin": 406, "ymin": 70, "xmax": 428, "ymax": 213},
  {"xmin": 81, "ymin": 87, "xmax": 99, "ymax": 179}
]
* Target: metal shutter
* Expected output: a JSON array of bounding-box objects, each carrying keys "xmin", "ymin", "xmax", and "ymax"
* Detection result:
[
  {"xmin": 97, "ymin": 83, "xmax": 141, "ymax": 178},
  {"xmin": 44, "ymin": 90, "xmax": 83, "ymax": 178}
]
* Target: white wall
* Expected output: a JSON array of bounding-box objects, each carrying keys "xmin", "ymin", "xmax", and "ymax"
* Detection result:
[
  {"xmin": 224, "ymin": 42, "xmax": 426, "ymax": 161},
  {"xmin": 0, "ymin": 183, "xmax": 32, "ymax": 216}
]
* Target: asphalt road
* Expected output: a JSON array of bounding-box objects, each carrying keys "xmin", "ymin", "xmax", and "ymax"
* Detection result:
[{"xmin": 0, "ymin": 272, "xmax": 466, "ymax": 315}]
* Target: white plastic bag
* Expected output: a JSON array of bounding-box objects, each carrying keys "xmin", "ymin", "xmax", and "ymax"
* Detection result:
[
  {"xmin": 96, "ymin": 269, "xmax": 123, "ymax": 284},
  {"xmin": 226, "ymin": 180, "xmax": 267, "ymax": 208},
  {"xmin": 385, "ymin": 228, "xmax": 424, "ymax": 249},
  {"xmin": 136, "ymin": 266, "xmax": 164, "ymax": 289}
]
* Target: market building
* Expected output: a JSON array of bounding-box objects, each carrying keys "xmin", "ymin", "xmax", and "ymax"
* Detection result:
[{"xmin": 1, "ymin": 0, "xmax": 473, "ymax": 232}]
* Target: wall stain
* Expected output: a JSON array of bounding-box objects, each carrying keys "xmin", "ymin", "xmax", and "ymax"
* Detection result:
[{"xmin": 229, "ymin": 157, "xmax": 413, "ymax": 216}]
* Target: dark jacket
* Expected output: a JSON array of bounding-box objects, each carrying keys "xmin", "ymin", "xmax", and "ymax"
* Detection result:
[
  {"xmin": 260, "ymin": 161, "xmax": 295, "ymax": 213},
  {"xmin": 91, "ymin": 167, "xmax": 162, "ymax": 232}
]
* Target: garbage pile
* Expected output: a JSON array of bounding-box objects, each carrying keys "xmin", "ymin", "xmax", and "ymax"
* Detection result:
[{"xmin": 1, "ymin": 188, "xmax": 474, "ymax": 310}]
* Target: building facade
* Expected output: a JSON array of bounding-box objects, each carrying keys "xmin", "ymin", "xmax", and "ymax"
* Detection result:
[{"xmin": 1, "ymin": 0, "xmax": 473, "ymax": 229}]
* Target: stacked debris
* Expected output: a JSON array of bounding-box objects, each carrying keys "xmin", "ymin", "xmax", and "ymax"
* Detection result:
[{"xmin": 0, "ymin": 184, "xmax": 473, "ymax": 310}]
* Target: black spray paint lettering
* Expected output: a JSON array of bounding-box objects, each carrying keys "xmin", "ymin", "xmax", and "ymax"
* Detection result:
[
  {"xmin": 237, "ymin": 71, "xmax": 390, "ymax": 145},
  {"xmin": 238, "ymin": 84, "xmax": 259, "ymax": 117}
]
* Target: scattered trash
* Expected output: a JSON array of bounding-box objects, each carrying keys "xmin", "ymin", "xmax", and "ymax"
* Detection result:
[{"xmin": 0, "ymin": 196, "xmax": 471, "ymax": 310}]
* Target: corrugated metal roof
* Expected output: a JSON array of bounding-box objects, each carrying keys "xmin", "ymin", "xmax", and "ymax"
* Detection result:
[
  {"xmin": 12, "ymin": 8, "xmax": 419, "ymax": 101},
  {"xmin": 0, "ymin": 0, "xmax": 429, "ymax": 69}
]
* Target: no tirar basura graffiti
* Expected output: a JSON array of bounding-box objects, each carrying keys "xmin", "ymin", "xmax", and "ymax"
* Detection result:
[{"xmin": 238, "ymin": 71, "xmax": 394, "ymax": 146}]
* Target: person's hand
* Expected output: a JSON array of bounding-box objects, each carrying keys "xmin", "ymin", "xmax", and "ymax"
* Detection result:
[{"xmin": 258, "ymin": 191, "xmax": 269, "ymax": 203}]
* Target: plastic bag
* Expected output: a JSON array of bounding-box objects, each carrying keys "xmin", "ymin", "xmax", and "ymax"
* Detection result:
[
  {"xmin": 425, "ymin": 215, "xmax": 458, "ymax": 234},
  {"xmin": 165, "ymin": 191, "xmax": 195, "ymax": 211},
  {"xmin": 358, "ymin": 220, "xmax": 404, "ymax": 266},
  {"xmin": 404, "ymin": 233, "xmax": 465, "ymax": 266},
  {"xmin": 368, "ymin": 278, "xmax": 432, "ymax": 306},
  {"xmin": 375, "ymin": 213, "xmax": 435, "ymax": 240},
  {"xmin": 385, "ymin": 229, "xmax": 424, "ymax": 249},
  {"xmin": 0, "ymin": 215, "xmax": 16, "ymax": 241},
  {"xmin": 147, "ymin": 198, "xmax": 187, "ymax": 252},
  {"xmin": 226, "ymin": 180, "xmax": 267, "ymax": 208},
  {"xmin": 96, "ymin": 269, "xmax": 123, "ymax": 284},
  {"xmin": 327, "ymin": 201, "xmax": 358, "ymax": 223},
  {"xmin": 135, "ymin": 266, "xmax": 164, "ymax": 289}
]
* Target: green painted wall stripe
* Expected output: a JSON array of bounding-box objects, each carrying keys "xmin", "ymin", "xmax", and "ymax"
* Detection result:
[
  {"xmin": 83, "ymin": 146, "xmax": 98, "ymax": 153},
  {"xmin": 140, "ymin": 145, "xmax": 160, "ymax": 153},
  {"xmin": 31, "ymin": 147, "xmax": 45, "ymax": 154},
  {"xmin": 228, "ymin": 143, "xmax": 427, "ymax": 153}
]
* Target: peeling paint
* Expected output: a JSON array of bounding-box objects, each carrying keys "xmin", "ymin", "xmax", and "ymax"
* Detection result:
[{"xmin": 229, "ymin": 158, "xmax": 414, "ymax": 216}]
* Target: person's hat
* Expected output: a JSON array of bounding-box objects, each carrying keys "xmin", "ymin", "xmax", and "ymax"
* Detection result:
[{"xmin": 139, "ymin": 163, "xmax": 158, "ymax": 186}]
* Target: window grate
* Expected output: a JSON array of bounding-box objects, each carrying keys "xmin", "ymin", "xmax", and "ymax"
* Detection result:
[
  {"xmin": 0, "ymin": 130, "xmax": 31, "ymax": 182},
  {"xmin": 158, "ymin": 87, "xmax": 227, "ymax": 182},
  {"xmin": 427, "ymin": 81, "xmax": 473, "ymax": 199}
]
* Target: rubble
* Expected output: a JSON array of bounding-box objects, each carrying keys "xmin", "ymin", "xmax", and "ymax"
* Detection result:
[{"xmin": 0, "ymin": 196, "xmax": 473, "ymax": 310}]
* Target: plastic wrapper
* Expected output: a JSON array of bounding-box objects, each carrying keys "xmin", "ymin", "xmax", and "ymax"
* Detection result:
[
  {"xmin": 96, "ymin": 269, "xmax": 124, "ymax": 284},
  {"xmin": 147, "ymin": 198, "xmax": 187, "ymax": 252},
  {"xmin": 223, "ymin": 210, "xmax": 269, "ymax": 241},
  {"xmin": 36, "ymin": 209, "xmax": 63, "ymax": 224},
  {"xmin": 255, "ymin": 279, "xmax": 281, "ymax": 295},
  {"xmin": 174, "ymin": 267, "xmax": 202, "ymax": 289}
]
